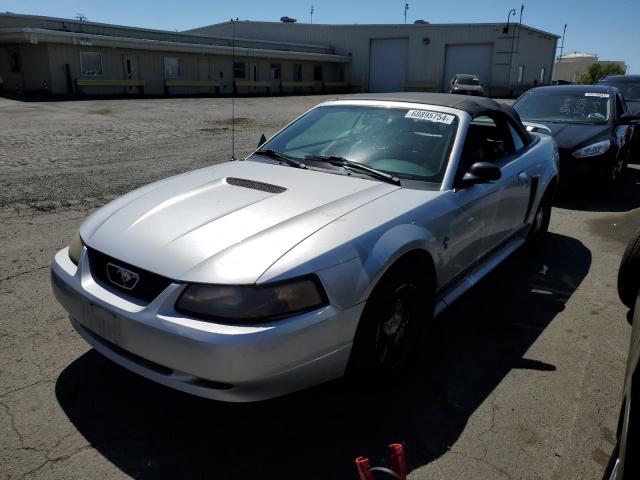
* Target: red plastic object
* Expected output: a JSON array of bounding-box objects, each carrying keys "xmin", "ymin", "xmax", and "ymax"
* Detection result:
[
  {"xmin": 355, "ymin": 443, "xmax": 407, "ymax": 480},
  {"xmin": 388, "ymin": 443, "xmax": 407, "ymax": 480},
  {"xmin": 355, "ymin": 456, "xmax": 375, "ymax": 480}
]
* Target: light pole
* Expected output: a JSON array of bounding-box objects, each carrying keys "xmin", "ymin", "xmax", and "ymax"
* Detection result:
[
  {"xmin": 404, "ymin": 2, "xmax": 409, "ymax": 24},
  {"xmin": 505, "ymin": 8, "xmax": 517, "ymax": 94},
  {"xmin": 505, "ymin": 8, "xmax": 516, "ymax": 33},
  {"xmin": 310, "ymin": 5, "xmax": 314, "ymax": 24},
  {"xmin": 558, "ymin": 23, "xmax": 567, "ymax": 60}
]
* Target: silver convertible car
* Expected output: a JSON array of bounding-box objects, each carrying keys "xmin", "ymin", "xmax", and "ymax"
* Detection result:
[{"xmin": 51, "ymin": 93, "xmax": 559, "ymax": 402}]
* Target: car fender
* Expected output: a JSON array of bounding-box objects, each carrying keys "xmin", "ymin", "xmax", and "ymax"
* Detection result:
[
  {"xmin": 357, "ymin": 222, "xmax": 439, "ymax": 302},
  {"xmin": 527, "ymin": 135, "xmax": 559, "ymax": 223},
  {"xmin": 291, "ymin": 222, "xmax": 439, "ymax": 311}
]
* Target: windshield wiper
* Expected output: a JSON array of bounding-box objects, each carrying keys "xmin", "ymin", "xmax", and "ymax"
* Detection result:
[
  {"xmin": 304, "ymin": 154, "xmax": 400, "ymax": 185},
  {"xmin": 255, "ymin": 149, "xmax": 307, "ymax": 169}
]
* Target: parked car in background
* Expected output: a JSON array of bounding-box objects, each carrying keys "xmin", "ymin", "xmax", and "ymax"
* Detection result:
[
  {"xmin": 51, "ymin": 93, "xmax": 558, "ymax": 402},
  {"xmin": 513, "ymin": 85, "xmax": 639, "ymax": 188},
  {"xmin": 448, "ymin": 74, "xmax": 485, "ymax": 96},
  {"xmin": 597, "ymin": 75, "xmax": 640, "ymax": 114},
  {"xmin": 606, "ymin": 225, "xmax": 640, "ymax": 480},
  {"xmin": 597, "ymin": 75, "xmax": 640, "ymax": 162}
]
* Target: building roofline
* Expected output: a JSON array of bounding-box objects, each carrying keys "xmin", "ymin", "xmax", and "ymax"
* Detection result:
[
  {"xmin": 193, "ymin": 20, "xmax": 560, "ymax": 38},
  {"xmin": 0, "ymin": 27, "xmax": 350, "ymax": 62},
  {"xmin": 0, "ymin": 12, "xmax": 335, "ymax": 51}
]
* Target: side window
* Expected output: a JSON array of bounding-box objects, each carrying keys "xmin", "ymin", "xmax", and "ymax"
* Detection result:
[
  {"xmin": 460, "ymin": 115, "xmax": 514, "ymax": 172},
  {"xmin": 507, "ymin": 122, "xmax": 526, "ymax": 152},
  {"xmin": 233, "ymin": 62, "xmax": 246, "ymax": 79},
  {"xmin": 163, "ymin": 57, "xmax": 180, "ymax": 79},
  {"xmin": 81, "ymin": 52, "xmax": 103, "ymax": 76}
]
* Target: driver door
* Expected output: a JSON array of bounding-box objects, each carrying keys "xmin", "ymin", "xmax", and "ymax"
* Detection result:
[{"xmin": 439, "ymin": 118, "xmax": 503, "ymax": 285}]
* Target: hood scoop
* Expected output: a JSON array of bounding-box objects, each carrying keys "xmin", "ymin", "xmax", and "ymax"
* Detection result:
[{"xmin": 226, "ymin": 177, "xmax": 286, "ymax": 194}]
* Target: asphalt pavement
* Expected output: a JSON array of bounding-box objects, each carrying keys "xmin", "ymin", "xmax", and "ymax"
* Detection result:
[{"xmin": 0, "ymin": 94, "xmax": 638, "ymax": 479}]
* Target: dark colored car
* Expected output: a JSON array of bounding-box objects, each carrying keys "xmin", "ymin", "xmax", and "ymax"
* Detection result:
[
  {"xmin": 597, "ymin": 76, "xmax": 640, "ymax": 162},
  {"xmin": 605, "ymin": 226, "xmax": 640, "ymax": 480},
  {"xmin": 513, "ymin": 85, "xmax": 639, "ymax": 187},
  {"xmin": 598, "ymin": 75, "xmax": 640, "ymax": 114}
]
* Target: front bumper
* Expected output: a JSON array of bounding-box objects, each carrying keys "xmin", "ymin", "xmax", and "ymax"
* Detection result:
[
  {"xmin": 558, "ymin": 149, "xmax": 615, "ymax": 180},
  {"xmin": 51, "ymin": 247, "xmax": 364, "ymax": 402}
]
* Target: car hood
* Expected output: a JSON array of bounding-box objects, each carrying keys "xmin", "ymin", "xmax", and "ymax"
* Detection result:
[
  {"xmin": 81, "ymin": 160, "xmax": 399, "ymax": 284},
  {"xmin": 532, "ymin": 122, "xmax": 611, "ymax": 150}
]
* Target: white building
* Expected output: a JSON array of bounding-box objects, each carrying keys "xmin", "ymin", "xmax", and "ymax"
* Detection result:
[{"xmin": 553, "ymin": 52, "xmax": 628, "ymax": 83}]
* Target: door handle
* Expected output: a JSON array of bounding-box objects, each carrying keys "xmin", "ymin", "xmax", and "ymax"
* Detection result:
[{"xmin": 518, "ymin": 171, "xmax": 529, "ymax": 184}]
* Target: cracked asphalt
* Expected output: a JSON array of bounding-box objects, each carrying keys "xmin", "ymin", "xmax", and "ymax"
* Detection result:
[{"xmin": 1, "ymin": 94, "xmax": 639, "ymax": 479}]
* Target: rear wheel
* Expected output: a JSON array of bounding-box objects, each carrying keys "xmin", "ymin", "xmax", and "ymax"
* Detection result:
[
  {"xmin": 347, "ymin": 260, "xmax": 434, "ymax": 380},
  {"xmin": 618, "ymin": 225, "xmax": 640, "ymax": 308},
  {"xmin": 526, "ymin": 186, "xmax": 553, "ymax": 247}
]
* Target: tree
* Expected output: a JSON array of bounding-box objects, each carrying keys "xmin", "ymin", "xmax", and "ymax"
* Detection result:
[{"xmin": 578, "ymin": 62, "xmax": 625, "ymax": 84}]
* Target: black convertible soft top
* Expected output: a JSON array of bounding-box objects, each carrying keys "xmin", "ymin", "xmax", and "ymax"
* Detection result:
[{"xmin": 340, "ymin": 92, "xmax": 532, "ymax": 141}]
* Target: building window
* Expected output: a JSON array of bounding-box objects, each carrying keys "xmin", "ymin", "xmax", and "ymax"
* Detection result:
[
  {"xmin": 539, "ymin": 67, "xmax": 546, "ymax": 84},
  {"xmin": 293, "ymin": 64, "xmax": 303, "ymax": 82},
  {"xmin": 164, "ymin": 57, "xmax": 180, "ymax": 79},
  {"xmin": 233, "ymin": 62, "xmax": 246, "ymax": 79},
  {"xmin": 517, "ymin": 65, "xmax": 525, "ymax": 84},
  {"xmin": 8, "ymin": 47, "xmax": 21, "ymax": 73},
  {"xmin": 80, "ymin": 52, "xmax": 103, "ymax": 76},
  {"xmin": 270, "ymin": 64, "xmax": 281, "ymax": 80},
  {"xmin": 313, "ymin": 65, "xmax": 323, "ymax": 81}
]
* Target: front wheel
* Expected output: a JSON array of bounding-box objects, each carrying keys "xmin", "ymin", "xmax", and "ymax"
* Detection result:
[{"xmin": 347, "ymin": 262, "xmax": 434, "ymax": 380}]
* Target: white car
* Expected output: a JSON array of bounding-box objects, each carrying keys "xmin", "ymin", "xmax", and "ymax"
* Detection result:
[
  {"xmin": 51, "ymin": 93, "xmax": 559, "ymax": 402},
  {"xmin": 449, "ymin": 74, "xmax": 485, "ymax": 96}
]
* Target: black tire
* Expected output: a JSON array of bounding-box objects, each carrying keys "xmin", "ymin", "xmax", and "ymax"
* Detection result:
[
  {"xmin": 347, "ymin": 259, "xmax": 434, "ymax": 380},
  {"xmin": 526, "ymin": 186, "xmax": 553, "ymax": 247},
  {"xmin": 618, "ymin": 225, "xmax": 640, "ymax": 308}
]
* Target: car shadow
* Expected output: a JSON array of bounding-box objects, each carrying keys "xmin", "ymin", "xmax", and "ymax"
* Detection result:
[
  {"xmin": 555, "ymin": 164, "xmax": 640, "ymax": 213},
  {"xmin": 55, "ymin": 233, "xmax": 591, "ymax": 479}
]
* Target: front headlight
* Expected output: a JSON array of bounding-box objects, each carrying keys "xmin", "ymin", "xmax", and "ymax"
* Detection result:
[
  {"xmin": 68, "ymin": 230, "xmax": 84, "ymax": 265},
  {"xmin": 175, "ymin": 276, "xmax": 328, "ymax": 323},
  {"xmin": 572, "ymin": 140, "xmax": 611, "ymax": 158}
]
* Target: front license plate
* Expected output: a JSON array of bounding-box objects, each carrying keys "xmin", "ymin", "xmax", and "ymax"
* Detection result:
[{"xmin": 83, "ymin": 301, "xmax": 122, "ymax": 345}]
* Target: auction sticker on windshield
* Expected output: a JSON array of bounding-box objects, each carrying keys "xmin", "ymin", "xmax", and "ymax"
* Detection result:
[
  {"xmin": 405, "ymin": 110, "xmax": 455, "ymax": 124},
  {"xmin": 585, "ymin": 93, "xmax": 610, "ymax": 98}
]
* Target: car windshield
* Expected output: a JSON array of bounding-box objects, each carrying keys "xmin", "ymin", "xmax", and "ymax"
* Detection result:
[
  {"xmin": 255, "ymin": 105, "xmax": 459, "ymax": 183},
  {"xmin": 458, "ymin": 77, "xmax": 480, "ymax": 86},
  {"xmin": 598, "ymin": 80, "xmax": 640, "ymax": 101},
  {"xmin": 514, "ymin": 91, "xmax": 611, "ymax": 124}
]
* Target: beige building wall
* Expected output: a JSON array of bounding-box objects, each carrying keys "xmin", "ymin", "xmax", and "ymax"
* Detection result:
[
  {"xmin": 188, "ymin": 21, "xmax": 558, "ymax": 95},
  {"xmin": 10, "ymin": 42, "xmax": 340, "ymax": 95}
]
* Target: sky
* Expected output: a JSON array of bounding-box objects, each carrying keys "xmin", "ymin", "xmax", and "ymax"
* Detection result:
[{"xmin": 2, "ymin": 0, "xmax": 639, "ymax": 73}]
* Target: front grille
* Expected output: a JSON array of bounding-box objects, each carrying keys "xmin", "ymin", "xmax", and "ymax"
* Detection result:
[{"xmin": 87, "ymin": 248, "xmax": 172, "ymax": 303}]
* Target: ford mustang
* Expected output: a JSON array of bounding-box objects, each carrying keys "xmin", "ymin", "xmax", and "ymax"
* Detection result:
[{"xmin": 51, "ymin": 93, "xmax": 559, "ymax": 402}]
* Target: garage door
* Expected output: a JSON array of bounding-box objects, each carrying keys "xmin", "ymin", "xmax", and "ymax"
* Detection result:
[
  {"xmin": 369, "ymin": 38, "xmax": 408, "ymax": 92},
  {"xmin": 443, "ymin": 44, "xmax": 493, "ymax": 92}
]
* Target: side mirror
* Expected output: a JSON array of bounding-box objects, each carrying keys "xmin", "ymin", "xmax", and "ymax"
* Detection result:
[
  {"xmin": 258, "ymin": 134, "xmax": 267, "ymax": 148},
  {"xmin": 618, "ymin": 114, "xmax": 640, "ymax": 125},
  {"xmin": 462, "ymin": 162, "xmax": 501, "ymax": 186}
]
